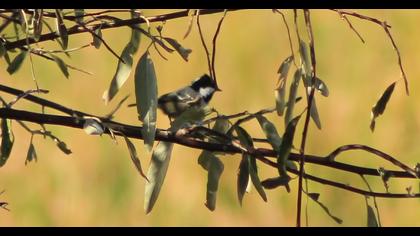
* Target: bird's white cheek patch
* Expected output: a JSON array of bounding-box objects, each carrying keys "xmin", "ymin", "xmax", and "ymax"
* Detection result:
[{"xmin": 199, "ymin": 87, "xmax": 215, "ymax": 98}]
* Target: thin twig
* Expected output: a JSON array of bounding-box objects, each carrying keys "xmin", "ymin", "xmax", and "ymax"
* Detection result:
[
  {"xmin": 336, "ymin": 10, "xmax": 365, "ymax": 43},
  {"xmin": 360, "ymin": 175, "xmax": 382, "ymax": 227},
  {"xmin": 76, "ymin": 22, "xmax": 126, "ymax": 64},
  {"xmin": 196, "ymin": 10, "xmax": 213, "ymax": 79},
  {"xmin": 211, "ymin": 10, "xmax": 227, "ymax": 90},
  {"xmin": 327, "ymin": 144, "xmax": 418, "ymax": 178},
  {"xmin": 7, "ymin": 89, "xmax": 49, "ymax": 108},
  {"xmin": 382, "ymin": 22, "xmax": 409, "ymax": 95},
  {"xmin": 273, "ymin": 9, "xmax": 298, "ymax": 67},
  {"xmin": 330, "ymin": 9, "xmax": 408, "ymax": 95},
  {"xmin": 296, "ymin": 9, "xmax": 317, "ymax": 227}
]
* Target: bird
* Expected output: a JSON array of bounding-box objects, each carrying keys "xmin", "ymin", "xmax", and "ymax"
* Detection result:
[{"xmin": 157, "ymin": 74, "xmax": 217, "ymax": 119}]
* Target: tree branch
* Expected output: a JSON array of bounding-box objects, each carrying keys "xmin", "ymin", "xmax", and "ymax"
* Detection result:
[{"xmin": 4, "ymin": 9, "xmax": 241, "ymax": 51}]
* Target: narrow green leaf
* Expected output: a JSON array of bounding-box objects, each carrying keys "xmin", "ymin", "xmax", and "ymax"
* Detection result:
[
  {"xmin": 285, "ymin": 69, "xmax": 301, "ymax": 127},
  {"xmin": 308, "ymin": 192, "xmax": 343, "ymax": 224},
  {"xmin": 314, "ymin": 77, "xmax": 329, "ymax": 97},
  {"xmin": 102, "ymin": 45, "xmax": 134, "ymax": 104},
  {"xmin": 198, "ymin": 150, "xmax": 213, "ymax": 170},
  {"xmin": 7, "ymin": 51, "xmax": 27, "ymax": 75},
  {"xmin": 55, "ymin": 10, "xmax": 68, "ymax": 50},
  {"xmin": 25, "ymin": 143, "xmax": 37, "ymax": 165},
  {"xmin": 74, "ymin": 9, "xmax": 84, "ymax": 24},
  {"xmin": 247, "ymin": 154, "xmax": 267, "ymax": 202},
  {"xmin": 198, "ymin": 118, "xmax": 230, "ymax": 170},
  {"xmin": 366, "ymin": 201, "xmax": 379, "ymax": 227},
  {"xmin": 234, "ymin": 126, "xmax": 266, "ymax": 202},
  {"xmin": 56, "ymin": 141, "xmax": 72, "ymax": 155},
  {"xmin": 163, "ymin": 37, "xmax": 192, "ymax": 62},
  {"xmin": 102, "ymin": 19, "xmax": 141, "ymax": 104},
  {"xmin": 278, "ymin": 115, "xmax": 301, "ymax": 177},
  {"xmin": 83, "ymin": 119, "xmax": 104, "ymax": 135},
  {"xmin": 4, "ymin": 51, "xmax": 11, "ymax": 65},
  {"xmin": 256, "ymin": 114, "xmax": 282, "ymax": 152},
  {"xmin": 310, "ymin": 97, "xmax": 322, "ymax": 130},
  {"xmin": 134, "ymin": 51, "xmax": 158, "ymax": 152},
  {"xmin": 307, "ymin": 192, "xmax": 320, "ymax": 201},
  {"xmin": 50, "ymin": 55, "xmax": 69, "ymax": 78},
  {"xmin": 235, "ymin": 126, "xmax": 253, "ymax": 148},
  {"xmin": 93, "ymin": 26, "xmax": 102, "ymax": 49},
  {"xmin": 0, "ymin": 119, "xmax": 14, "ymax": 167},
  {"xmin": 123, "ymin": 135, "xmax": 147, "ymax": 180},
  {"xmin": 32, "ymin": 9, "xmax": 43, "ymax": 42},
  {"xmin": 276, "ymin": 55, "xmax": 294, "ymax": 116},
  {"xmin": 261, "ymin": 175, "xmax": 291, "ymax": 189},
  {"xmin": 370, "ymin": 82, "xmax": 396, "ymax": 132},
  {"xmin": 299, "ymin": 40, "xmax": 311, "ymax": 77},
  {"xmin": 205, "ymin": 153, "xmax": 224, "ymax": 211},
  {"xmin": 129, "ymin": 10, "xmax": 141, "ymax": 54},
  {"xmin": 197, "ymin": 118, "xmax": 229, "ymax": 210},
  {"xmin": 237, "ymin": 154, "xmax": 249, "ymax": 206},
  {"xmin": 144, "ymin": 141, "xmax": 174, "ymax": 214},
  {"xmin": 0, "ymin": 41, "xmax": 6, "ymax": 58}
]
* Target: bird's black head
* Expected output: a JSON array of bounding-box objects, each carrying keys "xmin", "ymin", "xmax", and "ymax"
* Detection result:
[{"xmin": 190, "ymin": 74, "xmax": 216, "ymax": 91}]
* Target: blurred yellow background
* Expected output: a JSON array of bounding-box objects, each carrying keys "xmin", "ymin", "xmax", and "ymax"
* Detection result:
[{"xmin": 1, "ymin": 9, "xmax": 420, "ymax": 226}]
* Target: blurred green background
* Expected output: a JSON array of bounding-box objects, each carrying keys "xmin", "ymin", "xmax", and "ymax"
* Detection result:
[{"xmin": 1, "ymin": 9, "xmax": 420, "ymax": 226}]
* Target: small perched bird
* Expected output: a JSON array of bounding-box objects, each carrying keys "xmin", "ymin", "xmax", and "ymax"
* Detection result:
[{"xmin": 157, "ymin": 74, "xmax": 217, "ymax": 118}]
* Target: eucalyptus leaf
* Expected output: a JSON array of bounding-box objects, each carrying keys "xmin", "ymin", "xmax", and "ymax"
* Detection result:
[
  {"xmin": 299, "ymin": 40, "xmax": 311, "ymax": 77},
  {"xmin": 247, "ymin": 154, "xmax": 267, "ymax": 202},
  {"xmin": 144, "ymin": 141, "xmax": 174, "ymax": 214},
  {"xmin": 93, "ymin": 26, "xmax": 102, "ymax": 49},
  {"xmin": 83, "ymin": 119, "xmax": 104, "ymax": 135},
  {"xmin": 0, "ymin": 41, "xmax": 6, "ymax": 58},
  {"xmin": 102, "ymin": 18, "xmax": 141, "ymax": 104},
  {"xmin": 25, "ymin": 143, "xmax": 37, "ymax": 165},
  {"xmin": 235, "ymin": 126, "xmax": 253, "ymax": 148},
  {"xmin": 285, "ymin": 69, "xmax": 301, "ymax": 127},
  {"xmin": 123, "ymin": 135, "xmax": 147, "ymax": 180},
  {"xmin": 198, "ymin": 118, "xmax": 229, "ymax": 210},
  {"xmin": 197, "ymin": 118, "xmax": 229, "ymax": 170},
  {"xmin": 74, "ymin": 9, "xmax": 85, "ymax": 24},
  {"xmin": 205, "ymin": 153, "xmax": 224, "ymax": 211},
  {"xmin": 7, "ymin": 51, "xmax": 27, "ymax": 75},
  {"xmin": 276, "ymin": 55, "xmax": 294, "ymax": 116},
  {"xmin": 32, "ymin": 9, "xmax": 43, "ymax": 42},
  {"xmin": 310, "ymin": 97, "xmax": 322, "ymax": 130},
  {"xmin": 55, "ymin": 10, "xmax": 68, "ymax": 50},
  {"xmin": 135, "ymin": 52, "xmax": 158, "ymax": 152},
  {"xmin": 102, "ymin": 45, "xmax": 134, "ymax": 104},
  {"xmin": 237, "ymin": 154, "xmax": 249, "ymax": 206},
  {"xmin": 163, "ymin": 37, "xmax": 192, "ymax": 62},
  {"xmin": 56, "ymin": 141, "xmax": 72, "ymax": 155},
  {"xmin": 129, "ymin": 10, "xmax": 141, "ymax": 54},
  {"xmin": 50, "ymin": 54, "xmax": 69, "ymax": 78},
  {"xmin": 183, "ymin": 9, "xmax": 195, "ymax": 39},
  {"xmin": 261, "ymin": 175, "xmax": 291, "ymax": 189},
  {"xmin": 256, "ymin": 114, "xmax": 282, "ymax": 152},
  {"xmin": 307, "ymin": 192, "xmax": 320, "ymax": 201},
  {"xmin": 144, "ymin": 105, "xmax": 207, "ymax": 214},
  {"xmin": 278, "ymin": 115, "xmax": 301, "ymax": 177},
  {"xmin": 0, "ymin": 119, "xmax": 14, "ymax": 167},
  {"xmin": 308, "ymin": 192, "xmax": 343, "ymax": 224},
  {"xmin": 370, "ymin": 82, "xmax": 396, "ymax": 132},
  {"xmin": 366, "ymin": 202, "xmax": 379, "ymax": 227},
  {"xmin": 314, "ymin": 77, "xmax": 329, "ymax": 97}
]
